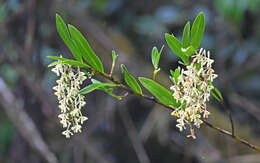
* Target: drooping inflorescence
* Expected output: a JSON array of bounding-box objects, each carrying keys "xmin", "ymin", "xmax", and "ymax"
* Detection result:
[
  {"xmin": 170, "ymin": 48, "xmax": 218, "ymax": 138},
  {"xmin": 52, "ymin": 59, "xmax": 88, "ymax": 138}
]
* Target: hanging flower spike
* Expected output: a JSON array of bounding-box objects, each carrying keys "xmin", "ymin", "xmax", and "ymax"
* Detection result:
[
  {"xmin": 171, "ymin": 48, "xmax": 218, "ymax": 138},
  {"xmin": 52, "ymin": 58, "xmax": 88, "ymax": 138}
]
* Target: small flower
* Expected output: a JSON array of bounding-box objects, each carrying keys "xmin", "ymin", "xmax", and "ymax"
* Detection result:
[
  {"xmin": 72, "ymin": 124, "xmax": 82, "ymax": 133},
  {"xmin": 62, "ymin": 129, "xmax": 73, "ymax": 138},
  {"xmin": 79, "ymin": 116, "xmax": 88, "ymax": 124},
  {"xmin": 187, "ymin": 127, "xmax": 196, "ymax": 139}
]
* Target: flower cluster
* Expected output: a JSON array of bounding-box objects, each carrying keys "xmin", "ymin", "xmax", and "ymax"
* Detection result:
[
  {"xmin": 170, "ymin": 48, "xmax": 217, "ymax": 138},
  {"xmin": 52, "ymin": 60, "xmax": 88, "ymax": 138}
]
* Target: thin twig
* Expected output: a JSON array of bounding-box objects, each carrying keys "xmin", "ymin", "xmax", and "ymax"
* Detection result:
[
  {"xmin": 221, "ymin": 101, "xmax": 235, "ymax": 136},
  {"xmin": 93, "ymin": 71, "xmax": 260, "ymax": 152},
  {"xmin": 202, "ymin": 120, "xmax": 260, "ymax": 151}
]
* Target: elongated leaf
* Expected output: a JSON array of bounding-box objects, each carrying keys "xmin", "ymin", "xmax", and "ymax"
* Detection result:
[
  {"xmin": 121, "ymin": 64, "xmax": 142, "ymax": 94},
  {"xmin": 47, "ymin": 56, "xmax": 90, "ymax": 69},
  {"xmin": 79, "ymin": 82, "xmax": 117, "ymax": 94},
  {"xmin": 139, "ymin": 77, "xmax": 177, "ymax": 107},
  {"xmin": 165, "ymin": 33, "xmax": 189, "ymax": 65},
  {"xmin": 182, "ymin": 21, "xmax": 190, "ymax": 48},
  {"xmin": 151, "ymin": 47, "xmax": 159, "ymax": 69},
  {"xmin": 68, "ymin": 24, "xmax": 104, "ymax": 72},
  {"xmin": 91, "ymin": 79, "xmax": 122, "ymax": 99},
  {"xmin": 211, "ymin": 87, "xmax": 223, "ymax": 102},
  {"xmin": 190, "ymin": 12, "xmax": 205, "ymax": 49},
  {"xmin": 56, "ymin": 14, "xmax": 81, "ymax": 61}
]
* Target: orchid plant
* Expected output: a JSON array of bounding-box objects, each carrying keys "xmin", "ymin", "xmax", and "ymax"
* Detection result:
[{"xmin": 48, "ymin": 12, "xmax": 260, "ymax": 151}]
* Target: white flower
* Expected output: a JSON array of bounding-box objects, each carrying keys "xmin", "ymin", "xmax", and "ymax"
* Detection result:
[
  {"xmin": 71, "ymin": 124, "xmax": 82, "ymax": 133},
  {"xmin": 60, "ymin": 118, "xmax": 70, "ymax": 128},
  {"xmin": 52, "ymin": 59, "xmax": 88, "ymax": 138},
  {"xmin": 51, "ymin": 63, "xmax": 63, "ymax": 76},
  {"xmin": 170, "ymin": 48, "xmax": 217, "ymax": 138},
  {"xmin": 62, "ymin": 130, "xmax": 73, "ymax": 138},
  {"xmin": 79, "ymin": 116, "xmax": 88, "ymax": 124}
]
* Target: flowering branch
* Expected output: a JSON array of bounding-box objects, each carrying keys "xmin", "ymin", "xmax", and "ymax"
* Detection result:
[
  {"xmin": 93, "ymin": 64, "xmax": 260, "ymax": 151},
  {"xmin": 48, "ymin": 12, "xmax": 260, "ymax": 152}
]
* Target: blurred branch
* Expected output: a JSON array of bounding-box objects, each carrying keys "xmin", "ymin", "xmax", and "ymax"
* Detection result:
[
  {"xmin": 0, "ymin": 78, "xmax": 58, "ymax": 163},
  {"xmin": 228, "ymin": 154, "xmax": 260, "ymax": 163},
  {"xmin": 186, "ymin": 132, "xmax": 224, "ymax": 163},
  {"xmin": 23, "ymin": 0, "xmax": 36, "ymax": 62},
  {"xmin": 75, "ymin": 136, "xmax": 113, "ymax": 163},
  {"xmin": 229, "ymin": 92, "xmax": 260, "ymax": 122},
  {"xmin": 119, "ymin": 104, "xmax": 151, "ymax": 163},
  {"xmin": 0, "ymin": 48, "xmax": 57, "ymax": 119},
  {"xmin": 220, "ymin": 101, "xmax": 235, "ymax": 136},
  {"xmin": 221, "ymin": 54, "xmax": 260, "ymax": 83},
  {"xmin": 138, "ymin": 107, "xmax": 157, "ymax": 141}
]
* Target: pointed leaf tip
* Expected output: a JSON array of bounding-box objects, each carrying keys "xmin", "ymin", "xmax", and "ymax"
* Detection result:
[
  {"xmin": 190, "ymin": 12, "xmax": 205, "ymax": 49},
  {"xmin": 68, "ymin": 24, "xmax": 104, "ymax": 72},
  {"xmin": 56, "ymin": 14, "xmax": 82, "ymax": 61}
]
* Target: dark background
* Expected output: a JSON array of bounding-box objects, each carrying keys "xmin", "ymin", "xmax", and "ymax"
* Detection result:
[{"xmin": 0, "ymin": 0, "xmax": 260, "ymax": 163}]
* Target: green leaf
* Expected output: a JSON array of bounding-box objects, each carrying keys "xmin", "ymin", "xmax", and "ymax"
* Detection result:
[
  {"xmin": 165, "ymin": 33, "xmax": 189, "ymax": 65},
  {"xmin": 182, "ymin": 21, "xmax": 190, "ymax": 48},
  {"xmin": 91, "ymin": 79, "xmax": 122, "ymax": 99},
  {"xmin": 190, "ymin": 12, "xmax": 205, "ymax": 49},
  {"xmin": 151, "ymin": 47, "xmax": 159, "ymax": 69},
  {"xmin": 121, "ymin": 64, "xmax": 142, "ymax": 94},
  {"xmin": 170, "ymin": 68, "xmax": 180, "ymax": 84},
  {"xmin": 56, "ymin": 14, "xmax": 82, "ymax": 61},
  {"xmin": 211, "ymin": 87, "xmax": 223, "ymax": 102},
  {"xmin": 63, "ymin": 60, "xmax": 90, "ymax": 69},
  {"xmin": 47, "ymin": 56, "xmax": 90, "ymax": 69},
  {"xmin": 181, "ymin": 46, "xmax": 196, "ymax": 57},
  {"xmin": 79, "ymin": 82, "xmax": 117, "ymax": 94},
  {"xmin": 68, "ymin": 24, "xmax": 104, "ymax": 72},
  {"xmin": 139, "ymin": 77, "xmax": 177, "ymax": 107},
  {"xmin": 151, "ymin": 46, "xmax": 164, "ymax": 70},
  {"xmin": 112, "ymin": 50, "xmax": 118, "ymax": 64}
]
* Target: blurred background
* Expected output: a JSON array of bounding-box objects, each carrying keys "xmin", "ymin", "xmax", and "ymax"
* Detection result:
[{"xmin": 1, "ymin": 0, "xmax": 260, "ymax": 163}]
